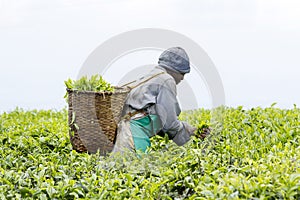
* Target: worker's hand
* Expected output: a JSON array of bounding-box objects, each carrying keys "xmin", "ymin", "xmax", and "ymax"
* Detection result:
[
  {"xmin": 182, "ymin": 122, "xmax": 197, "ymax": 136},
  {"xmin": 197, "ymin": 127, "xmax": 211, "ymax": 140}
]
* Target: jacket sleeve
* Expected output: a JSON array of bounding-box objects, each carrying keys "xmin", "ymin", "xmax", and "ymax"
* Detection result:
[{"xmin": 155, "ymin": 79, "xmax": 192, "ymax": 146}]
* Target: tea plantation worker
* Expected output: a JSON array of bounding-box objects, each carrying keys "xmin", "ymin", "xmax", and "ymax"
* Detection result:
[{"xmin": 112, "ymin": 47, "xmax": 197, "ymax": 153}]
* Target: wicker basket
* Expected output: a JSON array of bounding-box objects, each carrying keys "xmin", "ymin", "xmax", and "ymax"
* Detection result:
[{"xmin": 67, "ymin": 87, "xmax": 130, "ymax": 155}]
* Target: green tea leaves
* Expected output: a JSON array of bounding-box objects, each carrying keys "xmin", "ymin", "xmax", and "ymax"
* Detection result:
[
  {"xmin": 64, "ymin": 75, "xmax": 114, "ymax": 92},
  {"xmin": 0, "ymin": 107, "xmax": 299, "ymax": 199}
]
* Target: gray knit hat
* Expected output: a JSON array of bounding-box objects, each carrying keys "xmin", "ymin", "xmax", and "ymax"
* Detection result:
[{"xmin": 158, "ymin": 47, "xmax": 190, "ymax": 74}]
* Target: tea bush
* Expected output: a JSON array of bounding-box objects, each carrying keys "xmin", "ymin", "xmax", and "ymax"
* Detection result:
[{"xmin": 0, "ymin": 106, "xmax": 299, "ymax": 199}]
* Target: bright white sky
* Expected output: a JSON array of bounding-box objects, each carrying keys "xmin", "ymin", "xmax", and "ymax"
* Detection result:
[{"xmin": 0, "ymin": 0, "xmax": 300, "ymax": 112}]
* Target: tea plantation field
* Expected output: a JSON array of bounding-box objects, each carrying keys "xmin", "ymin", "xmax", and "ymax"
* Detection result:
[{"xmin": 0, "ymin": 106, "xmax": 299, "ymax": 199}]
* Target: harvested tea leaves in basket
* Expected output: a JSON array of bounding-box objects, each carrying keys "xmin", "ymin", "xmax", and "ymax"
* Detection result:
[
  {"xmin": 64, "ymin": 75, "xmax": 114, "ymax": 99},
  {"xmin": 64, "ymin": 75, "xmax": 114, "ymax": 92}
]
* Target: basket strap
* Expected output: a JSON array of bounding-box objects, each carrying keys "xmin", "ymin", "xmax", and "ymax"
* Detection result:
[{"xmin": 120, "ymin": 72, "xmax": 165, "ymax": 90}]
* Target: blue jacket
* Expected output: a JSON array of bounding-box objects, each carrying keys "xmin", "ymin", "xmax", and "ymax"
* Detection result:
[{"xmin": 122, "ymin": 66, "xmax": 192, "ymax": 146}]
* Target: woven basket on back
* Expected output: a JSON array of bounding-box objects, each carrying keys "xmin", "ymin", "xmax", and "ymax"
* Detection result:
[{"xmin": 67, "ymin": 87, "xmax": 130, "ymax": 155}]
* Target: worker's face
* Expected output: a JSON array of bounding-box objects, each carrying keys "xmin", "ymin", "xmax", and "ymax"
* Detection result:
[
  {"xmin": 164, "ymin": 68, "xmax": 186, "ymax": 85},
  {"xmin": 174, "ymin": 72, "xmax": 185, "ymax": 85}
]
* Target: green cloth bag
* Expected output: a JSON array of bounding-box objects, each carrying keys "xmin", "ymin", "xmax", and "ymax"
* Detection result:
[{"xmin": 130, "ymin": 114, "xmax": 161, "ymax": 152}]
